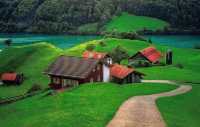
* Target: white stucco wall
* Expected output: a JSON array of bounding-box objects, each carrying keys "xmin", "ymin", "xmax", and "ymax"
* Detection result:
[{"xmin": 103, "ymin": 64, "xmax": 110, "ymax": 82}]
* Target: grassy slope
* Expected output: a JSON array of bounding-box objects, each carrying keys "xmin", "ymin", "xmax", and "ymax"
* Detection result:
[
  {"xmin": 157, "ymin": 84, "xmax": 200, "ymax": 127},
  {"xmin": 77, "ymin": 23, "xmax": 99, "ymax": 33},
  {"xmin": 65, "ymin": 38, "xmax": 200, "ymax": 83},
  {"xmin": 0, "ymin": 38, "xmax": 200, "ymax": 127},
  {"xmin": 0, "ymin": 83, "xmax": 176, "ymax": 127},
  {"xmin": 104, "ymin": 13, "xmax": 169, "ymax": 33},
  {"xmin": 0, "ymin": 43, "xmax": 62, "ymax": 98},
  {"xmin": 65, "ymin": 38, "xmax": 200, "ymax": 127}
]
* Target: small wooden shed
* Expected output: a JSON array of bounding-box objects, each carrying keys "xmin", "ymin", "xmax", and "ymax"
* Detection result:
[
  {"xmin": 110, "ymin": 64, "xmax": 145, "ymax": 84},
  {"xmin": 1, "ymin": 73, "xmax": 24, "ymax": 85},
  {"xmin": 129, "ymin": 46, "xmax": 162, "ymax": 67}
]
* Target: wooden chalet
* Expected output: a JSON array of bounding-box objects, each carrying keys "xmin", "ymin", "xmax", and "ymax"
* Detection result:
[
  {"xmin": 1, "ymin": 73, "xmax": 24, "ymax": 85},
  {"xmin": 82, "ymin": 51, "xmax": 112, "ymax": 82},
  {"xmin": 44, "ymin": 55, "xmax": 103, "ymax": 89},
  {"xmin": 128, "ymin": 46, "xmax": 162, "ymax": 66},
  {"xmin": 110, "ymin": 64, "xmax": 145, "ymax": 84}
]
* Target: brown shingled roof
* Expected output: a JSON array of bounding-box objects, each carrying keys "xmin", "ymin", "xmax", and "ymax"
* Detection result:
[{"xmin": 44, "ymin": 56, "xmax": 100, "ymax": 79}]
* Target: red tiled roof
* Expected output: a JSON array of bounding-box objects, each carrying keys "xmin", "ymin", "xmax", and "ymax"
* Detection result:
[
  {"xmin": 140, "ymin": 46, "xmax": 162, "ymax": 63},
  {"xmin": 83, "ymin": 51, "xmax": 107, "ymax": 60},
  {"xmin": 1, "ymin": 73, "xmax": 17, "ymax": 81},
  {"xmin": 110, "ymin": 64, "xmax": 134, "ymax": 79}
]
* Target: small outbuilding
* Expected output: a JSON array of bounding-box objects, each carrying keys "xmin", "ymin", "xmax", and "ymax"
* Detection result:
[
  {"xmin": 128, "ymin": 46, "xmax": 162, "ymax": 67},
  {"xmin": 110, "ymin": 64, "xmax": 145, "ymax": 84},
  {"xmin": 1, "ymin": 73, "xmax": 24, "ymax": 85},
  {"xmin": 44, "ymin": 55, "xmax": 103, "ymax": 89}
]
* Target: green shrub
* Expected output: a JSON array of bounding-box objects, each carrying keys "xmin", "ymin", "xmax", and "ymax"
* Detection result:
[
  {"xmin": 174, "ymin": 63, "xmax": 184, "ymax": 69},
  {"xmin": 86, "ymin": 44, "xmax": 96, "ymax": 51},
  {"xmin": 99, "ymin": 41, "xmax": 106, "ymax": 47},
  {"xmin": 27, "ymin": 84, "xmax": 42, "ymax": 94},
  {"xmin": 109, "ymin": 45, "xmax": 129, "ymax": 63},
  {"xmin": 193, "ymin": 44, "xmax": 200, "ymax": 49}
]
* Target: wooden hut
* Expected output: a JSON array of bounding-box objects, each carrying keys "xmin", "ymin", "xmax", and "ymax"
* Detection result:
[
  {"xmin": 44, "ymin": 55, "xmax": 103, "ymax": 89},
  {"xmin": 128, "ymin": 46, "xmax": 162, "ymax": 67},
  {"xmin": 110, "ymin": 64, "xmax": 145, "ymax": 84},
  {"xmin": 1, "ymin": 73, "xmax": 24, "ymax": 85}
]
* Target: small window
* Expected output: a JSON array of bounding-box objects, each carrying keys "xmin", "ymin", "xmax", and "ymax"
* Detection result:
[
  {"xmin": 90, "ymin": 78, "xmax": 94, "ymax": 83},
  {"xmin": 98, "ymin": 75, "xmax": 101, "ymax": 82},
  {"xmin": 97, "ymin": 65, "xmax": 100, "ymax": 70}
]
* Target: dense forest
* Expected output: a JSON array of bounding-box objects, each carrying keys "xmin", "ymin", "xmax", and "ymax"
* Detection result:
[{"xmin": 0, "ymin": 0, "xmax": 200, "ymax": 34}]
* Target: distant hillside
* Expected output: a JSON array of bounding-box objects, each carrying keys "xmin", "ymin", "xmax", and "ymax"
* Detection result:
[
  {"xmin": 104, "ymin": 13, "xmax": 169, "ymax": 33},
  {"xmin": 0, "ymin": 0, "xmax": 199, "ymax": 34}
]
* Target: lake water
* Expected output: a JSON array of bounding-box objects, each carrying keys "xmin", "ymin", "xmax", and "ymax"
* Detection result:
[
  {"xmin": 145, "ymin": 35, "xmax": 200, "ymax": 48},
  {"xmin": 0, "ymin": 34, "xmax": 200, "ymax": 49},
  {"xmin": 0, "ymin": 34, "xmax": 101, "ymax": 49}
]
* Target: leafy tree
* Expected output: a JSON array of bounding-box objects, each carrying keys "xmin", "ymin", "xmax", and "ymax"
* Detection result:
[
  {"xmin": 86, "ymin": 44, "xmax": 96, "ymax": 51},
  {"xmin": 4, "ymin": 39, "xmax": 12, "ymax": 46},
  {"xmin": 109, "ymin": 45, "xmax": 129, "ymax": 63}
]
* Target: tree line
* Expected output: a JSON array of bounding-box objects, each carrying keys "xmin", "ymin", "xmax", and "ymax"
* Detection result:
[{"xmin": 0, "ymin": 0, "xmax": 199, "ymax": 34}]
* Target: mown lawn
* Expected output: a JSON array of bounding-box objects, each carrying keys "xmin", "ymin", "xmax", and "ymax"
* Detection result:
[
  {"xmin": 0, "ymin": 43, "xmax": 62, "ymax": 98},
  {"xmin": 0, "ymin": 83, "xmax": 176, "ymax": 127},
  {"xmin": 157, "ymin": 84, "xmax": 200, "ymax": 127},
  {"xmin": 104, "ymin": 12, "xmax": 169, "ymax": 33}
]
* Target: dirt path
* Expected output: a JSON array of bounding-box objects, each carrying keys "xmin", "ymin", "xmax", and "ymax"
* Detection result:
[{"xmin": 107, "ymin": 80, "xmax": 192, "ymax": 127}]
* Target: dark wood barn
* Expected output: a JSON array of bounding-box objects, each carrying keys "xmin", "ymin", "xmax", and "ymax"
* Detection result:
[
  {"xmin": 129, "ymin": 46, "xmax": 162, "ymax": 67},
  {"xmin": 1, "ymin": 73, "xmax": 24, "ymax": 85},
  {"xmin": 44, "ymin": 55, "xmax": 103, "ymax": 89},
  {"xmin": 110, "ymin": 64, "xmax": 145, "ymax": 84}
]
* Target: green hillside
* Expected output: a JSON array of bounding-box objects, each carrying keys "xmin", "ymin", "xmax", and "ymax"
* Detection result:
[
  {"xmin": 66, "ymin": 38, "xmax": 200, "ymax": 83},
  {"xmin": 104, "ymin": 13, "xmax": 169, "ymax": 33},
  {"xmin": 0, "ymin": 43, "xmax": 62, "ymax": 98},
  {"xmin": 66, "ymin": 38, "xmax": 200, "ymax": 127},
  {"xmin": 0, "ymin": 83, "xmax": 176, "ymax": 127},
  {"xmin": 0, "ymin": 39, "xmax": 200, "ymax": 127}
]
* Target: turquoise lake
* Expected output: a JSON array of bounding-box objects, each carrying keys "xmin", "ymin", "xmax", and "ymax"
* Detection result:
[
  {"xmin": 0, "ymin": 34, "xmax": 200, "ymax": 49},
  {"xmin": 145, "ymin": 35, "xmax": 200, "ymax": 48},
  {"xmin": 0, "ymin": 34, "xmax": 101, "ymax": 49}
]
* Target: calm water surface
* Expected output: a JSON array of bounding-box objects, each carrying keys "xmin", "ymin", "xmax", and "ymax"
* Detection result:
[
  {"xmin": 0, "ymin": 34, "xmax": 200, "ymax": 49},
  {"xmin": 145, "ymin": 35, "xmax": 200, "ymax": 48},
  {"xmin": 0, "ymin": 34, "xmax": 101, "ymax": 49}
]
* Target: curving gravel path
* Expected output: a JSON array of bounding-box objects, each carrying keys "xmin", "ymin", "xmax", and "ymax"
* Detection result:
[{"xmin": 107, "ymin": 80, "xmax": 192, "ymax": 127}]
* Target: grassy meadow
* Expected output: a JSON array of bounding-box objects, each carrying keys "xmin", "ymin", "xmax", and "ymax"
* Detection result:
[
  {"xmin": 157, "ymin": 84, "xmax": 200, "ymax": 127},
  {"xmin": 0, "ymin": 37, "xmax": 200, "ymax": 127},
  {"xmin": 0, "ymin": 43, "xmax": 62, "ymax": 98},
  {"xmin": 104, "ymin": 13, "xmax": 169, "ymax": 33},
  {"xmin": 0, "ymin": 83, "xmax": 176, "ymax": 127}
]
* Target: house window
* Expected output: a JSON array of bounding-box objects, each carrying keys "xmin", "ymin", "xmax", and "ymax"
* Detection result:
[
  {"xmin": 98, "ymin": 75, "xmax": 101, "ymax": 82},
  {"xmin": 107, "ymin": 58, "xmax": 112, "ymax": 64},
  {"xmin": 90, "ymin": 78, "xmax": 94, "ymax": 83},
  {"xmin": 97, "ymin": 65, "xmax": 100, "ymax": 70},
  {"xmin": 53, "ymin": 77, "xmax": 60, "ymax": 84}
]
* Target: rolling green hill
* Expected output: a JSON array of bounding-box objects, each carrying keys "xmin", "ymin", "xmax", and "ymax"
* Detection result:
[
  {"xmin": 0, "ymin": 43, "xmax": 62, "ymax": 98},
  {"xmin": 0, "ymin": 39, "xmax": 200, "ymax": 127},
  {"xmin": 104, "ymin": 13, "xmax": 169, "ymax": 33},
  {"xmin": 66, "ymin": 38, "xmax": 200, "ymax": 83},
  {"xmin": 65, "ymin": 38, "xmax": 200, "ymax": 127}
]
